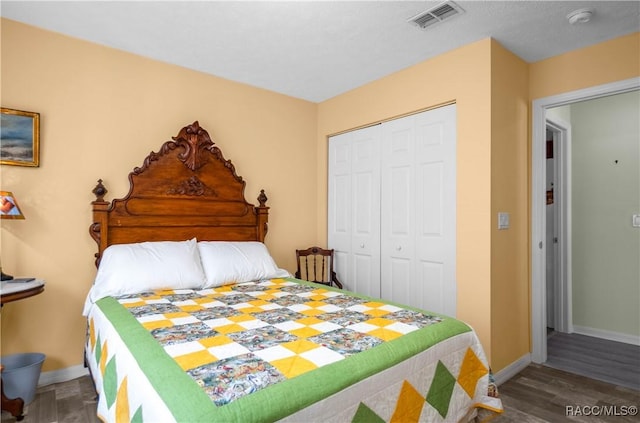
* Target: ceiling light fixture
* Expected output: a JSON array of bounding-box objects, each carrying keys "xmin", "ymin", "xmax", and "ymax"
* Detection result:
[{"xmin": 567, "ymin": 8, "xmax": 594, "ymax": 25}]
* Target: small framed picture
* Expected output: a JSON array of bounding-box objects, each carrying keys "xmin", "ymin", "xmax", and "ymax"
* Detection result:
[
  {"xmin": 0, "ymin": 191, "xmax": 25, "ymax": 219},
  {"xmin": 1, "ymin": 108, "xmax": 40, "ymax": 167}
]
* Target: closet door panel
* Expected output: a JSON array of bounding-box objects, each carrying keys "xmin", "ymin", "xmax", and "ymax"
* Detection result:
[
  {"xmin": 388, "ymin": 256, "xmax": 413, "ymax": 307},
  {"xmin": 418, "ymin": 261, "xmax": 444, "ymax": 313},
  {"xmin": 328, "ymin": 133, "xmax": 353, "ymax": 285},
  {"xmin": 350, "ymin": 126, "xmax": 381, "ymax": 295},
  {"xmin": 417, "ymin": 162, "xmax": 445, "ymax": 259},
  {"xmin": 381, "ymin": 117, "xmax": 416, "ymax": 303},
  {"xmin": 414, "ymin": 105, "xmax": 457, "ymax": 316},
  {"xmin": 329, "ymin": 126, "xmax": 380, "ymax": 295}
]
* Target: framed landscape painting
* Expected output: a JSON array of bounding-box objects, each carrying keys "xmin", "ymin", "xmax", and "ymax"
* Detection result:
[{"xmin": 1, "ymin": 108, "xmax": 40, "ymax": 167}]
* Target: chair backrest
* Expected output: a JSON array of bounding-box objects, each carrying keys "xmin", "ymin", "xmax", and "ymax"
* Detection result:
[{"xmin": 295, "ymin": 246, "xmax": 343, "ymax": 289}]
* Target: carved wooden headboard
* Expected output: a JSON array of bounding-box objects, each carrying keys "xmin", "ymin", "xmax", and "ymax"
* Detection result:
[{"xmin": 89, "ymin": 121, "xmax": 269, "ymax": 266}]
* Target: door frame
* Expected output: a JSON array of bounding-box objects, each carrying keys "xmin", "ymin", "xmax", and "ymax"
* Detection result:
[{"xmin": 531, "ymin": 77, "xmax": 640, "ymax": 364}]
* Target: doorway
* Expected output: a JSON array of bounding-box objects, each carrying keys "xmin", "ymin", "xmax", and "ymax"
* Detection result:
[
  {"xmin": 531, "ymin": 77, "xmax": 640, "ymax": 364},
  {"xmin": 544, "ymin": 118, "xmax": 571, "ymax": 336}
]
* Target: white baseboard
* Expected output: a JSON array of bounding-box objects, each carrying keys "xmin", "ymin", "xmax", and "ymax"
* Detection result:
[
  {"xmin": 493, "ymin": 353, "xmax": 531, "ymax": 386},
  {"xmin": 38, "ymin": 364, "xmax": 90, "ymax": 387},
  {"xmin": 572, "ymin": 325, "xmax": 640, "ymax": 346}
]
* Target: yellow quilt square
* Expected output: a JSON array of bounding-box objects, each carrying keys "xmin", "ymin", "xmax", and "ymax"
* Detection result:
[
  {"xmin": 215, "ymin": 286, "xmax": 234, "ymax": 292},
  {"xmin": 141, "ymin": 320, "xmax": 173, "ymax": 331},
  {"xmin": 121, "ymin": 301, "xmax": 146, "ymax": 308},
  {"xmin": 144, "ymin": 294, "xmax": 163, "ymax": 300},
  {"xmin": 194, "ymin": 297, "xmax": 216, "ymax": 305},
  {"xmin": 271, "ymin": 355, "xmax": 317, "ymax": 379},
  {"xmin": 254, "ymin": 293, "xmax": 276, "ymax": 301},
  {"xmin": 368, "ymin": 327, "xmax": 403, "ymax": 342},
  {"xmin": 175, "ymin": 350, "xmax": 215, "ymax": 371},
  {"xmin": 270, "ymin": 278, "xmax": 287, "ymax": 283},
  {"xmin": 281, "ymin": 339, "xmax": 320, "ymax": 354},
  {"xmin": 304, "ymin": 301, "xmax": 328, "ymax": 308},
  {"xmin": 200, "ymin": 335, "xmax": 233, "ymax": 348},
  {"xmin": 164, "ymin": 312, "xmax": 191, "ymax": 319},
  {"xmin": 364, "ymin": 308, "xmax": 392, "ymax": 317},
  {"xmin": 236, "ymin": 306, "xmax": 264, "ymax": 314},
  {"xmin": 228, "ymin": 314, "xmax": 256, "ymax": 323},
  {"xmin": 248, "ymin": 299, "xmax": 270, "ymax": 307},
  {"xmin": 308, "ymin": 294, "xmax": 329, "ymax": 301},
  {"xmin": 215, "ymin": 324, "xmax": 246, "ymax": 334},
  {"xmin": 179, "ymin": 304, "xmax": 204, "ymax": 313},
  {"xmin": 366, "ymin": 317, "xmax": 394, "ymax": 327},
  {"xmin": 289, "ymin": 326, "xmax": 323, "ymax": 339},
  {"xmin": 364, "ymin": 301, "xmax": 386, "ymax": 309},
  {"xmin": 295, "ymin": 316, "xmax": 324, "ymax": 326}
]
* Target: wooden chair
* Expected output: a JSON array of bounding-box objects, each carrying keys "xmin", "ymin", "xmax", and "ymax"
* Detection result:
[{"xmin": 295, "ymin": 246, "xmax": 343, "ymax": 289}]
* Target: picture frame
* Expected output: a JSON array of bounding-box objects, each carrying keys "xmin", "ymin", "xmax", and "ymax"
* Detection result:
[
  {"xmin": 0, "ymin": 191, "xmax": 25, "ymax": 219},
  {"xmin": 1, "ymin": 108, "xmax": 40, "ymax": 167}
]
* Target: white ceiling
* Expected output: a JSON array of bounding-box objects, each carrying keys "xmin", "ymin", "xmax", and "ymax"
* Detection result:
[{"xmin": 2, "ymin": 1, "xmax": 639, "ymax": 102}]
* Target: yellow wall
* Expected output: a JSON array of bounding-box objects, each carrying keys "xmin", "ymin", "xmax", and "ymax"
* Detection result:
[
  {"xmin": 0, "ymin": 19, "xmax": 317, "ymax": 371},
  {"xmin": 490, "ymin": 42, "xmax": 530, "ymax": 370},
  {"xmin": 529, "ymin": 32, "xmax": 639, "ymax": 99}
]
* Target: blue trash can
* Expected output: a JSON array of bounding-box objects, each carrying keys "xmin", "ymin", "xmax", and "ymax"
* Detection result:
[{"xmin": 1, "ymin": 353, "xmax": 46, "ymax": 404}]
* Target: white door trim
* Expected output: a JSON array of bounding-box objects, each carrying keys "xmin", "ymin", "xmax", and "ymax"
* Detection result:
[{"xmin": 531, "ymin": 77, "xmax": 640, "ymax": 364}]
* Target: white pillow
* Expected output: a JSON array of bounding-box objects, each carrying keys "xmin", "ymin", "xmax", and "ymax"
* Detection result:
[
  {"xmin": 85, "ymin": 239, "xmax": 206, "ymax": 310},
  {"xmin": 197, "ymin": 241, "xmax": 290, "ymax": 288}
]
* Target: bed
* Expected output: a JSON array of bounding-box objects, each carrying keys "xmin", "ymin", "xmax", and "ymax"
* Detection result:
[{"xmin": 83, "ymin": 121, "xmax": 502, "ymax": 422}]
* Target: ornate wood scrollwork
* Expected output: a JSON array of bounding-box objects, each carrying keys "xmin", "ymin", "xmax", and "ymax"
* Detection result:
[
  {"xmin": 167, "ymin": 176, "xmax": 217, "ymax": 196},
  {"xmin": 173, "ymin": 121, "xmax": 215, "ymax": 171},
  {"xmin": 89, "ymin": 122, "xmax": 271, "ymax": 266}
]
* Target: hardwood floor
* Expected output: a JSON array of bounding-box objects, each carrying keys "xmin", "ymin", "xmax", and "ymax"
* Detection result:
[
  {"xmin": 495, "ymin": 332, "xmax": 640, "ymax": 422},
  {"xmin": 1, "ymin": 375, "xmax": 99, "ymax": 423},
  {"xmin": 2, "ymin": 333, "xmax": 639, "ymax": 423},
  {"xmin": 546, "ymin": 331, "xmax": 639, "ymax": 391},
  {"xmin": 494, "ymin": 363, "xmax": 639, "ymax": 423}
]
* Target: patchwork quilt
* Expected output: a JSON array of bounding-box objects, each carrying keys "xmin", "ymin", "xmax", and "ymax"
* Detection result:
[{"xmin": 85, "ymin": 278, "xmax": 502, "ymax": 422}]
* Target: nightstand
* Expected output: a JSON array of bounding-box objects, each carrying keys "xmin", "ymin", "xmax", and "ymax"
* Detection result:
[{"xmin": 1, "ymin": 278, "xmax": 45, "ymax": 421}]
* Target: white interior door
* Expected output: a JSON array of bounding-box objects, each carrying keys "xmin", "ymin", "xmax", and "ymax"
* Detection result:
[
  {"xmin": 381, "ymin": 105, "xmax": 457, "ymax": 316},
  {"xmin": 328, "ymin": 125, "xmax": 381, "ymax": 297},
  {"xmin": 329, "ymin": 104, "xmax": 456, "ymax": 316}
]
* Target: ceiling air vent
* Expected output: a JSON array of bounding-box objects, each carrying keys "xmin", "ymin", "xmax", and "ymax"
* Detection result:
[{"xmin": 408, "ymin": 1, "xmax": 465, "ymax": 30}]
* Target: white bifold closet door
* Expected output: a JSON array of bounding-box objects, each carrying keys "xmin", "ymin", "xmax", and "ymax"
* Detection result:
[
  {"xmin": 328, "ymin": 104, "xmax": 457, "ymax": 317},
  {"xmin": 328, "ymin": 124, "xmax": 381, "ymax": 298}
]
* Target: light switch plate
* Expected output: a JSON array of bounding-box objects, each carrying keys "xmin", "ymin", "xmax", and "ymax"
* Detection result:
[
  {"xmin": 498, "ymin": 212, "xmax": 510, "ymax": 230},
  {"xmin": 633, "ymin": 214, "xmax": 640, "ymax": 228}
]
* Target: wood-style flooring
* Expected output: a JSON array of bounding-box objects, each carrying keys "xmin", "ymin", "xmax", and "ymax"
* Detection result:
[
  {"xmin": 546, "ymin": 331, "xmax": 639, "ymax": 391},
  {"xmin": 1, "ymin": 375, "xmax": 99, "ymax": 423},
  {"xmin": 494, "ymin": 363, "xmax": 639, "ymax": 423},
  {"xmin": 2, "ymin": 333, "xmax": 638, "ymax": 422}
]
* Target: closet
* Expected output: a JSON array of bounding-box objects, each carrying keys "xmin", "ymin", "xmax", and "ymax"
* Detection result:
[{"xmin": 328, "ymin": 104, "xmax": 457, "ymax": 317}]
